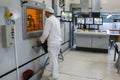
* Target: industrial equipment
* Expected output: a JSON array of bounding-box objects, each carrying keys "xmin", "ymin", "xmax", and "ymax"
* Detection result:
[
  {"xmin": 0, "ymin": 7, "xmax": 15, "ymax": 48},
  {"xmin": 22, "ymin": 1, "xmax": 45, "ymax": 39}
]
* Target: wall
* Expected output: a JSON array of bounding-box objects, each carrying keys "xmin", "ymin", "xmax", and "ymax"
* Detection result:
[
  {"xmin": 100, "ymin": 22, "xmax": 120, "ymax": 34},
  {"xmin": 99, "ymin": 23, "xmax": 113, "ymax": 30},
  {"xmin": 99, "ymin": 23, "xmax": 120, "ymax": 30},
  {"xmin": 0, "ymin": 0, "xmax": 52, "ymax": 80},
  {"xmin": 101, "ymin": 0, "xmax": 120, "ymax": 12},
  {"xmin": 66, "ymin": 0, "xmax": 120, "ymax": 12},
  {"xmin": 89, "ymin": 22, "xmax": 120, "ymax": 35}
]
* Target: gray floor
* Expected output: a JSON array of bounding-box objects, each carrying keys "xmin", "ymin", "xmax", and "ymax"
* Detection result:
[{"xmin": 57, "ymin": 48, "xmax": 120, "ymax": 80}]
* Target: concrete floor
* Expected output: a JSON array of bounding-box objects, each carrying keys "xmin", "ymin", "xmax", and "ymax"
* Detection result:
[
  {"xmin": 58, "ymin": 48, "xmax": 120, "ymax": 80},
  {"xmin": 42, "ymin": 48, "xmax": 120, "ymax": 80}
]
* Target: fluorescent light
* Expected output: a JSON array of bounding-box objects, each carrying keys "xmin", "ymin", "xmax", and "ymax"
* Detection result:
[{"xmin": 107, "ymin": 13, "xmax": 112, "ymax": 19}]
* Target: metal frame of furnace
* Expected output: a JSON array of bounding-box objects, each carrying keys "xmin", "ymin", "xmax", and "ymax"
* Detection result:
[{"xmin": 22, "ymin": 1, "xmax": 45, "ymax": 39}]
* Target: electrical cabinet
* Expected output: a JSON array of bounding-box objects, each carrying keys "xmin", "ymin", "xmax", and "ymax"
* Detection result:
[{"xmin": 1, "ymin": 25, "xmax": 14, "ymax": 48}]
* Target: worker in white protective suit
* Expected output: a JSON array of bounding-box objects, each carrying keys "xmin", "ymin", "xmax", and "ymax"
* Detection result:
[{"xmin": 38, "ymin": 7, "xmax": 61, "ymax": 80}]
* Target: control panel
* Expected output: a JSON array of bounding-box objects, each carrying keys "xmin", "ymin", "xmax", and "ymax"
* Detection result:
[
  {"xmin": 0, "ymin": 7, "xmax": 15, "ymax": 48},
  {"xmin": 1, "ymin": 25, "xmax": 14, "ymax": 48}
]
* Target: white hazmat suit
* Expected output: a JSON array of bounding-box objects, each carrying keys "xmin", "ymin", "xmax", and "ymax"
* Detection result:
[{"xmin": 41, "ymin": 13, "xmax": 61, "ymax": 79}]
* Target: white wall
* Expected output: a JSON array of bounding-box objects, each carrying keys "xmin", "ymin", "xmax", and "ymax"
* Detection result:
[
  {"xmin": 99, "ymin": 23, "xmax": 113, "ymax": 30},
  {"xmin": 89, "ymin": 23, "xmax": 120, "ymax": 31},
  {"xmin": 99, "ymin": 22, "xmax": 120, "ymax": 31},
  {"xmin": 0, "ymin": 0, "xmax": 52, "ymax": 80},
  {"xmin": 101, "ymin": 0, "xmax": 120, "ymax": 12}
]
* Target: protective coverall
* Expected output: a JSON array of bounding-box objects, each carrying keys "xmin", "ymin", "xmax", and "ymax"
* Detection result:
[{"xmin": 41, "ymin": 15, "xmax": 61, "ymax": 79}]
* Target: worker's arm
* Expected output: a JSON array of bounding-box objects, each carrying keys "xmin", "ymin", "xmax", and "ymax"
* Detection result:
[{"xmin": 40, "ymin": 20, "xmax": 51, "ymax": 43}]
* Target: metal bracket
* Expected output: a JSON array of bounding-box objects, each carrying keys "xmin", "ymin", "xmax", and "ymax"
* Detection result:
[{"xmin": 20, "ymin": 0, "xmax": 28, "ymax": 7}]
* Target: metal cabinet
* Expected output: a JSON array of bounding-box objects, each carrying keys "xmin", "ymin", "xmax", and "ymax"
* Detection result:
[
  {"xmin": 76, "ymin": 34, "xmax": 92, "ymax": 48},
  {"xmin": 75, "ymin": 34, "xmax": 109, "ymax": 49},
  {"xmin": 91, "ymin": 35, "xmax": 109, "ymax": 49}
]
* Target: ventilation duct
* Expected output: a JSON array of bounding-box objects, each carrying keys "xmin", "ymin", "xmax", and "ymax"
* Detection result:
[
  {"xmin": 92, "ymin": 0, "xmax": 100, "ymax": 12},
  {"xmin": 80, "ymin": 0, "xmax": 101, "ymax": 17},
  {"xmin": 91, "ymin": 0, "xmax": 100, "ymax": 17},
  {"xmin": 80, "ymin": 0, "xmax": 89, "ymax": 17}
]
